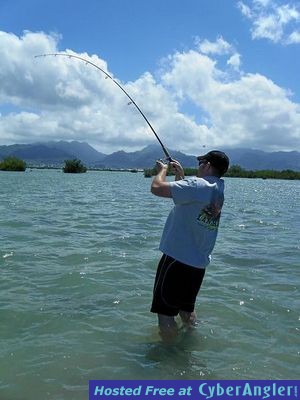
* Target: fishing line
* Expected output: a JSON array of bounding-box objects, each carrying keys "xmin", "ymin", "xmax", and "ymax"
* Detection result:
[{"xmin": 34, "ymin": 53, "xmax": 173, "ymax": 162}]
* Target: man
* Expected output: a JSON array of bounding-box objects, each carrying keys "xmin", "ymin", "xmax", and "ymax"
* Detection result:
[{"xmin": 150, "ymin": 150, "xmax": 229, "ymax": 340}]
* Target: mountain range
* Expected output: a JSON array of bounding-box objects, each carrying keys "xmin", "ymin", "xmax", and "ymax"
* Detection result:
[{"xmin": 0, "ymin": 141, "xmax": 300, "ymax": 171}]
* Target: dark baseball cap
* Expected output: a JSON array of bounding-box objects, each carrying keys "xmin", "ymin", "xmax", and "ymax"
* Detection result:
[{"xmin": 197, "ymin": 150, "xmax": 229, "ymax": 175}]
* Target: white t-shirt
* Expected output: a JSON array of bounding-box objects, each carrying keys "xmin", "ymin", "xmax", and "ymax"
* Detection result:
[{"xmin": 159, "ymin": 176, "xmax": 225, "ymax": 268}]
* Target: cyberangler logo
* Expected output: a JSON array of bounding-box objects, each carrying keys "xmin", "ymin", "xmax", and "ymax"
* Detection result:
[{"xmin": 198, "ymin": 382, "xmax": 298, "ymax": 400}]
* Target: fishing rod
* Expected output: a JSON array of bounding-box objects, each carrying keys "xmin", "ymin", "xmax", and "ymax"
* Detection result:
[{"xmin": 34, "ymin": 53, "xmax": 173, "ymax": 162}]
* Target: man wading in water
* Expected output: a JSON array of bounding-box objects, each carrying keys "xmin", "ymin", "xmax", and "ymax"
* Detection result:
[{"xmin": 150, "ymin": 150, "xmax": 229, "ymax": 340}]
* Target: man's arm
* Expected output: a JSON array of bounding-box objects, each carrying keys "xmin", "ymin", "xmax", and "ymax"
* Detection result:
[
  {"xmin": 151, "ymin": 161, "xmax": 172, "ymax": 198},
  {"xmin": 151, "ymin": 160, "xmax": 185, "ymax": 198}
]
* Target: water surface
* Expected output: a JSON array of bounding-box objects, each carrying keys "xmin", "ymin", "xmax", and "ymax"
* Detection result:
[{"xmin": 0, "ymin": 170, "xmax": 299, "ymax": 399}]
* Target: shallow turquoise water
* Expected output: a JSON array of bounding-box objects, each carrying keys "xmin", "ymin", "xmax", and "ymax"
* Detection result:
[{"xmin": 0, "ymin": 170, "xmax": 299, "ymax": 399}]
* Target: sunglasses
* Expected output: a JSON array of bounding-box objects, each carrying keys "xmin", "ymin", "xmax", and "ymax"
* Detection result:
[{"xmin": 198, "ymin": 160, "xmax": 208, "ymax": 166}]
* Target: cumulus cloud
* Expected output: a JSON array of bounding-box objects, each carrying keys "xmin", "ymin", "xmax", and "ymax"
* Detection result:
[
  {"xmin": 161, "ymin": 49, "xmax": 300, "ymax": 150},
  {"xmin": 196, "ymin": 36, "xmax": 242, "ymax": 74},
  {"xmin": 196, "ymin": 36, "xmax": 233, "ymax": 55},
  {"xmin": 238, "ymin": 0, "xmax": 300, "ymax": 44},
  {"xmin": 0, "ymin": 30, "xmax": 299, "ymax": 153},
  {"xmin": 286, "ymin": 30, "xmax": 300, "ymax": 43},
  {"xmin": 0, "ymin": 31, "xmax": 179, "ymax": 152},
  {"xmin": 227, "ymin": 53, "xmax": 242, "ymax": 71}
]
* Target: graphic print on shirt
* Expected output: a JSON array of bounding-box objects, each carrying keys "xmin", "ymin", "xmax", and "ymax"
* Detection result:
[{"xmin": 197, "ymin": 202, "xmax": 221, "ymax": 231}]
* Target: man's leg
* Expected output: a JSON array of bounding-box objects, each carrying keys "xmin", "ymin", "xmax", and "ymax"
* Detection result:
[
  {"xmin": 158, "ymin": 314, "xmax": 178, "ymax": 341},
  {"xmin": 179, "ymin": 310, "xmax": 197, "ymax": 327}
]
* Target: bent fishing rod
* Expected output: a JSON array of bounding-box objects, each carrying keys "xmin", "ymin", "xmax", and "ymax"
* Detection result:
[{"xmin": 35, "ymin": 53, "xmax": 173, "ymax": 162}]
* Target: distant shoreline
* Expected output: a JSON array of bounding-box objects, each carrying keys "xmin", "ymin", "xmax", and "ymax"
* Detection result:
[
  {"xmin": 18, "ymin": 165, "xmax": 300, "ymax": 180},
  {"xmin": 144, "ymin": 166, "xmax": 300, "ymax": 180},
  {"xmin": 26, "ymin": 166, "xmax": 144, "ymax": 173}
]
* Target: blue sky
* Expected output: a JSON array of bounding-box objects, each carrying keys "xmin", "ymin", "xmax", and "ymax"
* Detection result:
[{"xmin": 0, "ymin": 0, "xmax": 299, "ymax": 153}]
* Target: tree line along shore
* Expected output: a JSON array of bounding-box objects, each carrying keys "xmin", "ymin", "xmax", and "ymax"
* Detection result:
[
  {"xmin": 144, "ymin": 164, "xmax": 300, "ymax": 180},
  {"xmin": 0, "ymin": 156, "xmax": 300, "ymax": 179}
]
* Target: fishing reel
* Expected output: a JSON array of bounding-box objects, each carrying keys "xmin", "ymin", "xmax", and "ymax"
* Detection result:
[{"xmin": 158, "ymin": 157, "xmax": 174, "ymax": 166}]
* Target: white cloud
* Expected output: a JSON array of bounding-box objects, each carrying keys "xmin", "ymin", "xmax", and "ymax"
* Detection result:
[
  {"xmin": 286, "ymin": 30, "xmax": 300, "ymax": 43},
  {"xmin": 0, "ymin": 31, "xmax": 179, "ymax": 152},
  {"xmin": 161, "ymin": 50, "xmax": 300, "ymax": 151},
  {"xmin": 252, "ymin": 13, "xmax": 283, "ymax": 42},
  {"xmin": 0, "ymin": 30, "xmax": 299, "ymax": 154},
  {"xmin": 196, "ymin": 37, "xmax": 242, "ymax": 73},
  {"xmin": 197, "ymin": 36, "xmax": 233, "ymax": 55},
  {"xmin": 253, "ymin": 0, "xmax": 272, "ymax": 7},
  {"xmin": 238, "ymin": 0, "xmax": 300, "ymax": 44},
  {"xmin": 227, "ymin": 53, "xmax": 242, "ymax": 71},
  {"xmin": 238, "ymin": 2, "xmax": 253, "ymax": 18}
]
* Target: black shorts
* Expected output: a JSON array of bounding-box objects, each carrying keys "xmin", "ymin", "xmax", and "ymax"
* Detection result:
[{"xmin": 151, "ymin": 254, "xmax": 206, "ymax": 317}]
